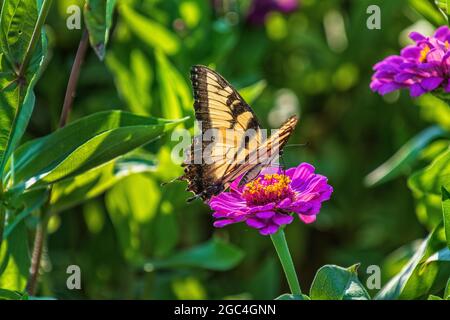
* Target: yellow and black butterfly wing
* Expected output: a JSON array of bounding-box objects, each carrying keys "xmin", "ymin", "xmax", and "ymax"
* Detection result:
[
  {"xmin": 181, "ymin": 65, "xmax": 298, "ymax": 202},
  {"xmin": 181, "ymin": 65, "xmax": 263, "ymax": 201}
]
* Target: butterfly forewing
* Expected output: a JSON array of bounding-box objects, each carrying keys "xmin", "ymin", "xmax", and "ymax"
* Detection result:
[{"xmin": 181, "ymin": 65, "xmax": 298, "ymax": 202}]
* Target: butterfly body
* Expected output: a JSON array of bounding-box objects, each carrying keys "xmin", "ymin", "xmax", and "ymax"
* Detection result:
[{"xmin": 180, "ymin": 65, "xmax": 298, "ymax": 202}]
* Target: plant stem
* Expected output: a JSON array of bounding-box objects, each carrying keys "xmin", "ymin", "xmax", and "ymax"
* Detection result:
[
  {"xmin": 18, "ymin": 0, "xmax": 53, "ymax": 78},
  {"xmin": 59, "ymin": 29, "xmax": 89, "ymax": 127},
  {"xmin": 270, "ymin": 228, "xmax": 302, "ymax": 295},
  {"xmin": 26, "ymin": 29, "xmax": 89, "ymax": 295},
  {"xmin": 26, "ymin": 209, "xmax": 50, "ymax": 295}
]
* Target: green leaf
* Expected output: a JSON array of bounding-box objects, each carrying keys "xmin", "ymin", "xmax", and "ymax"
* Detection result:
[
  {"xmin": 409, "ymin": 0, "xmax": 448, "ymax": 26},
  {"xmin": 442, "ymin": 187, "xmax": 450, "ymax": 248},
  {"xmin": 365, "ymin": 126, "xmax": 447, "ymax": 187},
  {"xmin": 424, "ymin": 247, "xmax": 450, "ymax": 264},
  {"xmin": 415, "ymin": 94, "xmax": 450, "ymax": 130},
  {"xmin": 106, "ymin": 173, "xmax": 162, "ymax": 264},
  {"xmin": 119, "ymin": 4, "xmax": 180, "ymax": 55},
  {"xmin": 0, "ymin": 0, "xmax": 47, "ymax": 177},
  {"xmin": 3, "ymin": 189, "xmax": 47, "ymax": 240},
  {"xmin": 275, "ymin": 293, "xmax": 310, "ymax": 300},
  {"xmin": 247, "ymin": 257, "xmax": 280, "ymax": 299},
  {"xmin": 84, "ymin": 0, "xmax": 117, "ymax": 60},
  {"xmin": 445, "ymin": 277, "xmax": 450, "ymax": 299},
  {"xmin": 376, "ymin": 223, "xmax": 450, "ymax": 300},
  {"xmin": 408, "ymin": 148, "xmax": 450, "ymax": 229},
  {"xmin": 428, "ymin": 294, "xmax": 443, "ymax": 300},
  {"xmin": 107, "ymin": 49, "xmax": 153, "ymax": 115},
  {"xmin": 435, "ymin": 0, "xmax": 450, "ymax": 15},
  {"xmin": 0, "ymin": 288, "xmax": 22, "ymax": 300},
  {"xmin": 6, "ymin": 110, "xmax": 187, "ymax": 191},
  {"xmin": 0, "ymin": 216, "xmax": 30, "ymax": 292},
  {"xmin": 51, "ymin": 154, "xmax": 156, "ymax": 212},
  {"xmin": 239, "ymin": 80, "xmax": 267, "ymax": 105},
  {"xmin": 155, "ymin": 50, "xmax": 184, "ymax": 119},
  {"xmin": 309, "ymin": 264, "xmax": 370, "ymax": 300},
  {"xmin": 146, "ymin": 238, "xmax": 244, "ymax": 271}
]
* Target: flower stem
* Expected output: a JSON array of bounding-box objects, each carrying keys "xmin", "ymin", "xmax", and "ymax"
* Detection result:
[{"xmin": 270, "ymin": 228, "xmax": 301, "ymax": 295}]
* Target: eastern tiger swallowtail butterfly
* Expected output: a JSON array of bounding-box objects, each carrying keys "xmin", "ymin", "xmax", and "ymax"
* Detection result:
[{"xmin": 179, "ymin": 65, "xmax": 298, "ymax": 202}]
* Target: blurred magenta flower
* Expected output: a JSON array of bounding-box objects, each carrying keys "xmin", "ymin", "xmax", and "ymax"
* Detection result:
[
  {"xmin": 371, "ymin": 26, "xmax": 450, "ymax": 97},
  {"xmin": 209, "ymin": 163, "xmax": 333, "ymax": 235},
  {"xmin": 247, "ymin": 0, "xmax": 299, "ymax": 25}
]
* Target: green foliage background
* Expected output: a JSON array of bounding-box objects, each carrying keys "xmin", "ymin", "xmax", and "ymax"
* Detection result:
[{"xmin": 0, "ymin": 0, "xmax": 449, "ymax": 300}]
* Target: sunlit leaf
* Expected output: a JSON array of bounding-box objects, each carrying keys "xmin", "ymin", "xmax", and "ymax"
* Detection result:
[
  {"xmin": 239, "ymin": 80, "xmax": 267, "ymax": 105},
  {"xmin": 408, "ymin": 148, "xmax": 450, "ymax": 229},
  {"xmin": 442, "ymin": 187, "xmax": 450, "ymax": 248},
  {"xmin": 415, "ymin": 94, "xmax": 450, "ymax": 130},
  {"xmin": 376, "ymin": 223, "xmax": 450, "ymax": 299},
  {"xmin": 0, "ymin": 0, "xmax": 47, "ymax": 177},
  {"xmin": 0, "ymin": 217, "xmax": 30, "ymax": 291},
  {"xmin": 7, "ymin": 111, "xmax": 187, "ymax": 191},
  {"xmin": 107, "ymin": 49, "xmax": 153, "ymax": 115},
  {"xmin": 3, "ymin": 189, "xmax": 47, "ymax": 240},
  {"xmin": 51, "ymin": 154, "xmax": 156, "ymax": 212},
  {"xmin": 409, "ymin": 0, "xmax": 447, "ymax": 26},
  {"xmin": 445, "ymin": 277, "xmax": 450, "ymax": 299},
  {"xmin": 106, "ymin": 173, "xmax": 162, "ymax": 264},
  {"xmin": 119, "ymin": 4, "xmax": 180, "ymax": 55},
  {"xmin": 155, "ymin": 50, "xmax": 184, "ymax": 119},
  {"xmin": 310, "ymin": 264, "xmax": 370, "ymax": 300}
]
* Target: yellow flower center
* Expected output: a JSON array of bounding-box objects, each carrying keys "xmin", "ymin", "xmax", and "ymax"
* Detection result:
[
  {"xmin": 242, "ymin": 173, "xmax": 293, "ymax": 205},
  {"xmin": 419, "ymin": 45, "xmax": 430, "ymax": 63}
]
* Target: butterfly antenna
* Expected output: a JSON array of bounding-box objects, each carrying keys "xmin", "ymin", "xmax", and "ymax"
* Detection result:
[
  {"xmin": 284, "ymin": 142, "xmax": 308, "ymax": 148},
  {"xmin": 161, "ymin": 176, "xmax": 183, "ymax": 187}
]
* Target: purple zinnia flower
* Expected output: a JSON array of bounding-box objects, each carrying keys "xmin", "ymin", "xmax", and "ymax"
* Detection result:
[
  {"xmin": 371, "ymin": 25, "xmax": 450, "ymax": 97},
  {"xmin": 209, "ymin": 163, "xmax": 333, "ymax": 235},
  {"xmin": 247, "ymin": 0, "xmax": 299, "ymax": 25}
]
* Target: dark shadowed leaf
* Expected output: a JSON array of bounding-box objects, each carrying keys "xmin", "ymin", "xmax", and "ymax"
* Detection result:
[
  {"xmin": 0, "ymin": 288, "xmax": 22, "ymax": 300},
  {"xmin": 146, "ymin": 238, "xmax": 244, "ymax": 271},
  {"xmin": 365, "ymin": 126, "xmax": 446, "ymax": 187},
  {"xmin": 275, "ymin": 293, "xmax": 310, "ymax": 300},
  {"xmin": 84, "ymin": 0, "xmax": 117, "ymax": 60}
]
